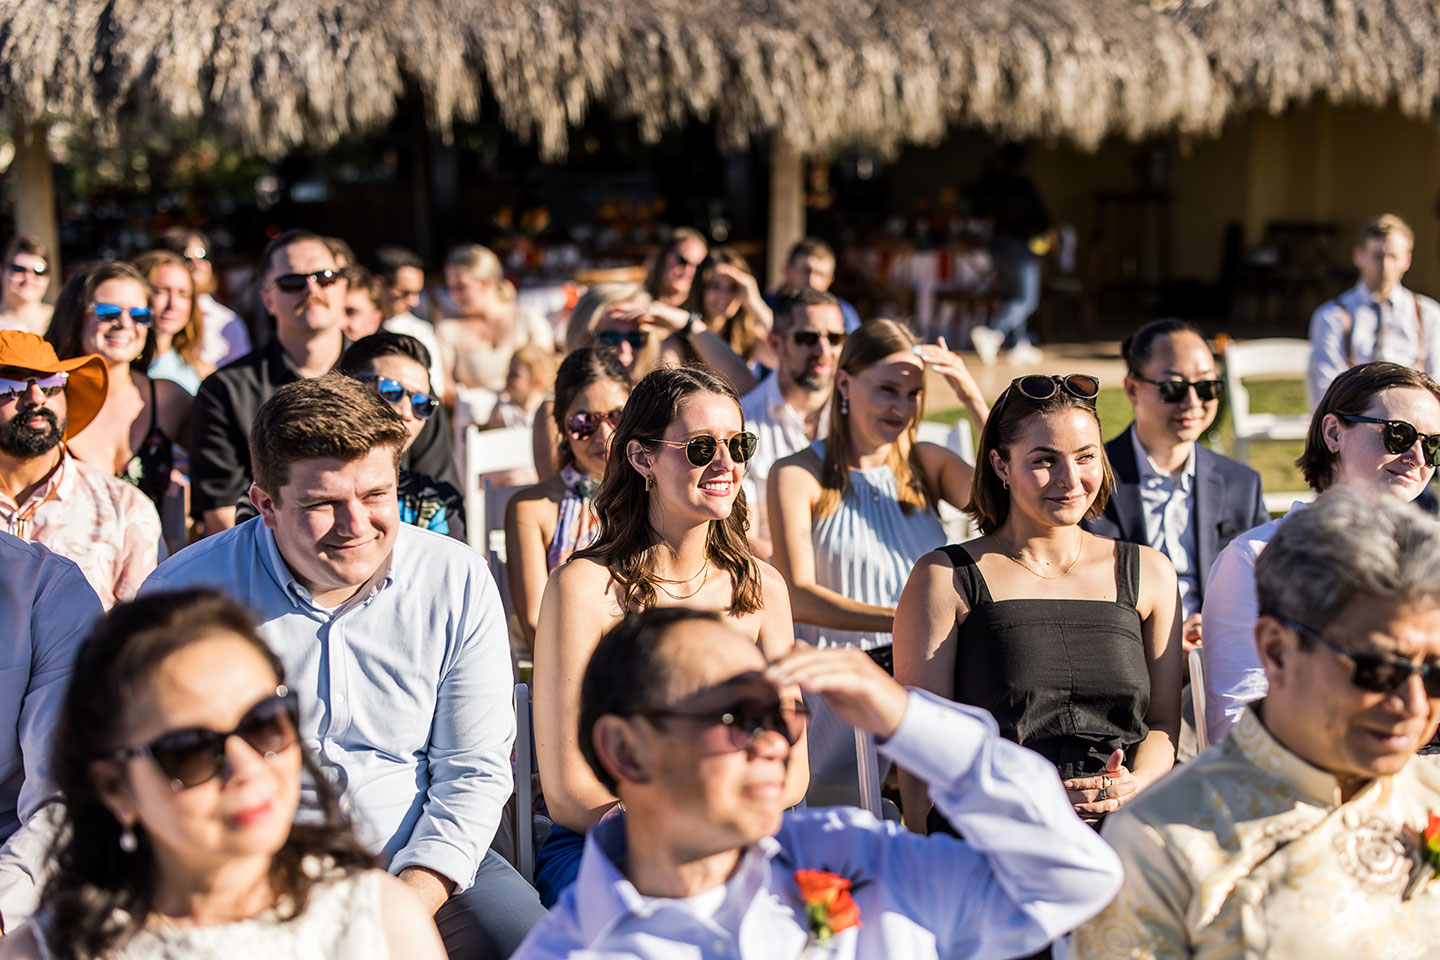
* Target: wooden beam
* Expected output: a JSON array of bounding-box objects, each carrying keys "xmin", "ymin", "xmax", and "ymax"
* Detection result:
[
  {"xmin": 10, "ymin": 122, "xmax": 59, "ymax": 284},
  {"xmin": 766, "ymin": 136, "xmax": 804, "ymax": 290}
]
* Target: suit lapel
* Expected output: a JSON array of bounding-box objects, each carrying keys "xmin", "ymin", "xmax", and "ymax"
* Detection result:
[
  {"xmin": 1195, "ymin": 447, "xmax": 1224, "ymax": 584},
  {"xmin": 1106, "ymin": 425, "xmax": 1146, "ymax": 542}
]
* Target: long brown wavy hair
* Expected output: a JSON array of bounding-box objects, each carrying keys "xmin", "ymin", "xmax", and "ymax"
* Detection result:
[
  {"xmin": 818, "ymin": 318, "xmax": 935, "ymax": 519},
  {"xmin": 686, "ymin": 245, "xmax": 766, "ymax": 363},
  {"xmin": 575, "ymin": 365, "xmax": 762, "ymax": 616}
]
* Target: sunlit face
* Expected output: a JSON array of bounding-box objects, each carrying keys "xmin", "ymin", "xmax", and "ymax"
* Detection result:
[
  {"xmin": 183, "ymin": 235, "xmax": 215, "ymax": 290},
  {"xmin": 1124, "ymin": 331, "xmax": 1219, "ymax": 448},
  {"xmin": 259, "ymin": 240, "xmax": 345, "ymax": 336},
  {"xmin": 992, "ymin": 408, "xmax": 1106, "ymax": 529},
  {"xmin": 252, "ymin": 447, "xmax": 400, "ymax": 608},
  {"xmin": 341, "ymin": 288, "xmax": 383, "ymax": 340},
  {"xmin": 563, "ymin": 379, "xmax": 628, "ymax": 480},
  {"xmin": 1354, "ymin": 233, "xmax": 1412, "ymax": 297},
  {"xmin": 82, "ymin": 278, "xmax": 151, "ymax": 366},
  {"xmin": 1261, "ymin": 595, "xmax": 1440, "ymax": 786},
  {"xmin": 593, "ymin": 301, "xmax": 650, "ymax": 371},
  {"xmin": 702, "ymin": 270, "xmax": 742, "ymax": 321},
  {"xmin": 0, "ymin": 365, "xmax": 67, "ymax": 457},
  {"xmin": 783, "ymin": 253, "xmax": 835, "ymax": 292},
  {"xmin": 98, "ymin": 634, "xmax": 302, "ymax": 876},
  {"xmin": 151, "ymin": 263, "xmax": 194, "ymax": 338},
  {"xmin": 631, "ymin": 391, "xmax": 745, "ymax": 527},
  {"xmin": 1325, "ymin": 386, "xmax": 1440, "ymax": 502},
  {"xmin": 362, "ymin": 355, "xmax": 432, "ymax": 449},
  {"xmin": 4, "ymin": 252, "xmax": 50, "ymax": 306},
  {"xmin": 383, "ymin": 266, "xmax": 425, "ymax": 318},
  {"xmin": 839, "ymin": 351, "xmax": 924, "ymax": 448},
  {"xmin": 444, "ymin": 266, "xmax": 491, "ymax": 316},
  {"xmin": 659, "ymin": 238, "xmax": 707, "ymax": 303},
  {"xmin": 776, "ymin": 305, "xmax": 845, "ymax": 393}
]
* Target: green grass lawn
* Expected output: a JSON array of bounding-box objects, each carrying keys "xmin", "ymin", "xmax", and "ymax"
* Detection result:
[{"xmin": 925, "ymin": 378, "xmax": 1309, "ymax": 497}]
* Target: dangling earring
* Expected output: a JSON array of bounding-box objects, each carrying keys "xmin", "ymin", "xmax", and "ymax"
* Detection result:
[
  {"xmin": 840, "ymin": 395, "xmax": 849, "ymax": 416},
  {"xmin": 119, "ymin": 824, "xmax": 138, "ymax": 853},
  {"xmin": 644, "ymin": 476, "xmax": 652, "ymax": 492},
  {"xmin": 1002, "ymin": 480, "xmax": 1009, "ymax": 490}
]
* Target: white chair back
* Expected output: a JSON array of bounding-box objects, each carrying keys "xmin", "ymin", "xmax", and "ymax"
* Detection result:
[
  {"xmin": 464, "ymin": 425, "xmax": 534, "ymax": 553},
  {"xmin": 1189, "ymin": 648, "xmax": 1209, "ymax": 753},
  {"xmin": 1222, "ymin": 338, "xmax": 1312, "ymax": 464}
]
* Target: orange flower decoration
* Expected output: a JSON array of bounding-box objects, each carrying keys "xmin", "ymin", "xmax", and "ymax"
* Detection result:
[{"xmin": 795, "ymin": 869, "xmax": 862, "ymax": 944}]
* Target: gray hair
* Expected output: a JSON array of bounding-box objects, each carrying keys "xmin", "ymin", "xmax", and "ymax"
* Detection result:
[{"xmin": 1256, "ymin": 489, "xmax": 1440, "ymax": 633}]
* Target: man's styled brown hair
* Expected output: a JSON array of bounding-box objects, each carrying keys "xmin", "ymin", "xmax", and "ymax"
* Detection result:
[
  {"xmin": 258, "ymin": 228, "xmax": 331, "ymax": 283},
  {"xmin": 249, "ymin": 372, "xmax": 409, "ymax": 499}
]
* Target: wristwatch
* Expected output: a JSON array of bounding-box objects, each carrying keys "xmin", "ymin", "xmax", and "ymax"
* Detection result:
[{"xmin": 685, "ymin": 311, "xmax": 703, "ymax": 338}]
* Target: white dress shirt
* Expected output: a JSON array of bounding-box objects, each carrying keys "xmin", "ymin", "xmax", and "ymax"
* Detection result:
[
  {"xmin": 141, "ymin": 519, "xmax": 514, "ymax": 892},
  {"xmin": 1199, "ymin": 501, "xmax": 1308, "ymax": 744},
  {"xmin": 740, "ymin": 373, "xmax": 828, "ymax": 551},
  {"xmin": 1131, "ymin": 430, "xmax": 1200, "ymax": 620},
  {"xmin": 512, "ymin": 690, "xmax": 1123, "ymax": 960},
  {"xmin": 1308, "ymin": 281, "xmax": 1440, "ymax": 404}
]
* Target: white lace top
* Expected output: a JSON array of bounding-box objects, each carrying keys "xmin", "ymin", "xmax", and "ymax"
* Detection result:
[{"xmin": 34, "ymin": 869, "xmax": 388, "ymax": 960}]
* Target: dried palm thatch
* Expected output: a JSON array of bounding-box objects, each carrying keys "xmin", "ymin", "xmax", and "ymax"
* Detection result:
[{"xmin": 0, "ymin": 0, "xmax": 1428, "ymax": 163}]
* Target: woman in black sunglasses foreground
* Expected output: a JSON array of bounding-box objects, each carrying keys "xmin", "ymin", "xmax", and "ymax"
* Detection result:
[
  {"xmin": 531, "ymin": 365, "xmax": 809, "ymax": 908},
  {"xmin": 505, "ymin": 347, "xmax": 632, "ymax": 651},
  {"xmin": 1199, "ymin": 360, "xmax": 1440, "ymax": 745},
  {"xmin": 894, "ymin": 373, "xmax": 1183, "ymax": 855},
  {"xmin": 0, "ymin": 588, "xmax": 443, "ymax": 960}
]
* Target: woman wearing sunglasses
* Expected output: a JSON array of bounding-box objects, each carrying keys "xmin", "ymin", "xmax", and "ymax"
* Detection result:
[
  {"xmin": 46, "ymin": 261, "xmax": 192, "ymax": 509},
  {"xmin": 894, "ymin": 373, "xmax": 1182, "ymax": 847},
  {"xmin": 505, "ymin": 348, "xmax": 630, "ymax": 651},
  {"xmin": 1201, "ymin": 360, "xmax": 1440, "ymax": 744},
  {"xmin": 531, "ymin": 365, "xmax": 809, "ymax": 907},
  {"xmin": 338, "ymin": 333, "xmax": 465, "ymax": 542},
  {"xmin": 0, "ymin": 588, "xmax": 444, "ymax": 960},
  {"xmin": 0, "ymin": 234, "xmax": 53, "ymax": 336}
]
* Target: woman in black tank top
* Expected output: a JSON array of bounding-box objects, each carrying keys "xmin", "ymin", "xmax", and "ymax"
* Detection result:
[{"xmin": 894, "ymin": 375, "xmax": 1183, "ymax": 838}]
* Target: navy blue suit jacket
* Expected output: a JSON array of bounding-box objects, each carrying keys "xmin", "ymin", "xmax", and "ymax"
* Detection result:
[{"xmin": 1082, "ymin": 424, "xmax": 1270, "ymax": 606}]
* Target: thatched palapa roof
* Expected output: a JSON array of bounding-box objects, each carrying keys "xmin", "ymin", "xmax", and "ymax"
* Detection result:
[{"xmin": 0, "ymin": 1, "xmax": 1434, "ymax": 161}]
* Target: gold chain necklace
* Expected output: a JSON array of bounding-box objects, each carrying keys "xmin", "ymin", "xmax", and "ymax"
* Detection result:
[
  {"xmin": 1000, "ymin": 528, "xmax": 1084, "ymax": 581},
  {"xmin": 654, "ymin": 562, "xmax": 710, "ymax": 600}
]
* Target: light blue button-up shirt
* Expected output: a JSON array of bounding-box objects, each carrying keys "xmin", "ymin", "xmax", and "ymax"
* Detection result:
[
  {"xmin": 513, "ymin": 691, "xmax": 1123, "ymax": 960},
  {"xmin": 141, "ymin": 518, "xmax": 514, "ymax": 893},
  {"xmin": 1131, "ymin": 428, "xmax": 1200, "ymax": 620}
]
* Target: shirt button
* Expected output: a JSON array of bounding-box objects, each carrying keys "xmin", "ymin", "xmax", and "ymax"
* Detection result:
[
  {"xmin": 340, "ymin": 798, "xmax": 353, "ymax": 813},
  {"xmin": 335, "ymin": 692, "xmax": 346, "ymax": 705}
]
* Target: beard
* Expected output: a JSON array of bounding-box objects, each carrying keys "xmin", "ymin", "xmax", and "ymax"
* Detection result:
[
  {"xmin": 0, "ymin": 405, "xmax": 64, "ymax": 458},
  {"xmin": 793, "ymin": 368, "xmax": 832, "ymax": 393}
]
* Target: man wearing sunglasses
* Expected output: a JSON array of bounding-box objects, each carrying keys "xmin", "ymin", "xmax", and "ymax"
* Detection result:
[
  {"xmin": 145, "ymin": 373, "xmax": 544, "ymax": 957},
  {"xmin": 1309, "ymin": 214, "xmax": 1440, "ymax": 405},
  {"xmin": 368, "ymin": 244, "xmax": 447, "ymax": 393},
  {"xmin": 513, "ymin": 606, "xmax": 1121, "ymax": 959},
  {"xmin": 1073, "ymin": 490, "xmax": 1440, "ymax": 957},
  {"xmin": 739, "ymin": 287, "xmax": 846, "ymax": 559},
  {"xmin": 191, "ymin": 229, "xmax": 459, "ymax": 536}
]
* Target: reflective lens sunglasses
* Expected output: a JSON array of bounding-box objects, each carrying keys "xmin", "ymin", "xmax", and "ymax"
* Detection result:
[
  {"xmin": 358, "ymin": 376, "xmax": 439, "ymax": 420},
  {"xmin": 791, "ymin": 330, "xmax": 846, "ymax": 348},
  {"xmin": 92, "ymin": 303, "xmax": 153, "ymax": 327},
  {"xmin": 0, "ymin": 372, "xmax": 67, "ymax": 403},
  {"xmin": 270, "ymin": 270, "xmax": 342, "ymax": 294},
  {"xmin": 652, "ymin": 431, "xmax": 758, "ymax": 467},
  {"xmin": 1339, "ymin": 414, "xmax": 1440, "ymax": 467},
  {"xmin": 594, "ymin": 330, "xmax": 650, "ymax": 351},
  {"xmin": 641, "ymin": 697, "xmax": 809, "ymax": 752},
  {"xmin": 183, "ymin": 246, "xmax": 209, "ymax": 263},
  {"xmin": 1131, "ymin": 375, "xmax": 1223, "ymax": 404},
  {"xmin": 566, "ymin": 408, "xmax": 623, "ymax": 441},
  {"xmin": 1279, "ymin": 617, "xmax": 1440, "ymax": 698},
  {"xmin": 111, "ymin": 688, "xmax": 300, "ymax": 791},
  {"xmin": 1009, "ymin": 374, "xmax": 1100, "ymax": 402},
  {"xmin": 8, "ymin": 262, "xmax": 47, "ymax": 278}
]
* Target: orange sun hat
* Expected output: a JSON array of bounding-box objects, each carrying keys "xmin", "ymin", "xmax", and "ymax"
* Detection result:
[{"xmin": 0, "ymin": 330, "xmax": 109, "ymax": 438}]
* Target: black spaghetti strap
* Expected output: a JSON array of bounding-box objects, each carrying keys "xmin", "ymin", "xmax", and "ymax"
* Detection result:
[
  {"xmin": 1114, "ymin": 540, "xmax": 1140, "ymax": 609},
  {"xmin": 939, "ymin": 544, "xmax": 994, "ymax": 607},
  {"xmin": 146, "ymin": 375, "xmax": 161, "ymax": 434}
]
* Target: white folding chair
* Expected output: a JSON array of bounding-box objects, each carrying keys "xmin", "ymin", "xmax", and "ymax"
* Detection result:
[
  {"xmin": 464, "ymin": 425, "xmax": 534, "ymax": 553},
  {"xmin": 1221, "ymin": 338, "xmax": 1312, "ymax": 465},
  {"xmin": 513, "ymin": 682, "xmax": 551, "ymax": 883},
  {"xmin": 1189, "ymin": 648, "xmax": 1209, "ymax": 753}
]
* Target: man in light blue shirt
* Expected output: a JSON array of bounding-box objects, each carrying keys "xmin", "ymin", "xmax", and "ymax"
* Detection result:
[
  {"xmin": 512, "ymin": 607, "xmax": 1122, "ymax": 960},
  {"xmin": 0, "ymin": 532, "xmax": 103, "ymax": 932},
  {"xmin": 142, "ymin": 372, "xmax": 543, "ymax": 958}
]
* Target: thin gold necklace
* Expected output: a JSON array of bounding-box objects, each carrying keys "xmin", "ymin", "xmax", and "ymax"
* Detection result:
[
  {"xmin": 655, "ymin": 562, "xmax": 710, "ymax": 600},
  {"xmin": 651, "ymin": 555, "xmax": 709, "ymax": 584},
  {"xmin": 1001, "ymin": 528, "xmax": 1084, "ymax": 581}
]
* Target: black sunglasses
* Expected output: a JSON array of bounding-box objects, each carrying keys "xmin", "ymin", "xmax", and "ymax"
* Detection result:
[
  {"xmin": 8, "ymin": 262, "xmax": 46, "ymax": 277},
  {"xmin": 358, "ymin": 376, "xmax": 439, "ymax": 420},
  {"xmin": 1009, "ymin": 374, "xmax": 1100, "ymax": 402},
  {"xmin": 671, "ymin": 251, "xmax": 702, "ymax": 270},
  {"xmin": 1131, "ymin": 375, "xmax": 1223, "ymax": 404},
  {"xmin": 566, "ymin": 408, "xmax": 623, "ymax": 441},
  {"xmin": 791, "ymin": 330, "xmax": 846, "ymax": 348},
  {"xmin": 1279, "ymin": 617, "xmax": 1440, "ymax": 698},
  {"xmin": 270, "ymin": 270, "xmax": 342, "ymax": 294},
  {"xmin": 652, "ymin": 431, "xmax": 758, "ymax": 467},
  {"xmin": 594, "ymin": 330, "xmax": 650, "ymax": 351},
  {"xmin": 1339, "ymin": 414, "xmax": 1440, "ymax": 467},
  {"xmin": 640, "ymin": 697, "xmax": 809, "ymax": 752},
  {"xmin": 111, "ymin": 689, "xmax": 300, "ymax": 791},
  {"xmin": 92, "ymin": 303, "xmax": 153, "ymax": 327}
]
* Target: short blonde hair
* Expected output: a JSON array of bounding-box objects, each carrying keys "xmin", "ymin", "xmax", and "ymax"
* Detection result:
[
  {"xmin": 445, "ymin": 244, "xmax": 515, "ymax": 302},
  {"xmin": 1356, "ymin": 213, "xmax": 1414, "ymax": 251}
]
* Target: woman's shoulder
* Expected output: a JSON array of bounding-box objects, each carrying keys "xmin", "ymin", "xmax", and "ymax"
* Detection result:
[
  {"xmin": 509, "ymin": 475, "xmax": 566, "ymax": 515},
  {"xmin": 773, "ymin": 443, "xmax": 823, "ymax": 478},
  {"xmin": 550, "ymin": 553, "xmax": 612, "ymax": 590}
]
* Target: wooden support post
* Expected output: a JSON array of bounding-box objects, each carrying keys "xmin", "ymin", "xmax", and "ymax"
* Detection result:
[
  {"xmin": 10, "ymin": 122, "xmax": 59, "ymax": 284},
  {"xmin": 766, "ymin": 136, "xmax": 805, "ymax": 290}
]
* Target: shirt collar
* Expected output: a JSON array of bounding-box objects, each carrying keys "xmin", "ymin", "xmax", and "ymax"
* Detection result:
[
  {"xmin": 760, "ymin": 373, "xmax": 830, "ymax": 435},
  {"xmin": 1231, "ymin": 705, "xmax": 1372, "ymax": 808},
  {"xmin": 1351, "ymin": 280, "xmax": 1407, "ymax": 310},
  {"xmin": 0, "ymin": 450, "xmax": 72, "ymax": 512},
  {"xmin": 255, "ymin": 519, "xmax": 395, "ymax": 613},
  {"xmin": 1130, "ymin": 426, "xmax": 1195, "ymax": 492}
]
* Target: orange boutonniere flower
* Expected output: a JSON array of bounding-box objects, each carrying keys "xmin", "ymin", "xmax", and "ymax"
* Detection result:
[
  {"xmin": 795, "ymin": 869, "xmax": 862, "ymax": 946},
  {"xmin": 1403, "ymin": 812, "xmax": 1440, "ymax": 901}
]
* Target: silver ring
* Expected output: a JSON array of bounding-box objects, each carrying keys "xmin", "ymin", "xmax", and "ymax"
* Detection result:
[{"xmin": 1098, "ymin": 785, "xmax": 1108, "ymax": 801}]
